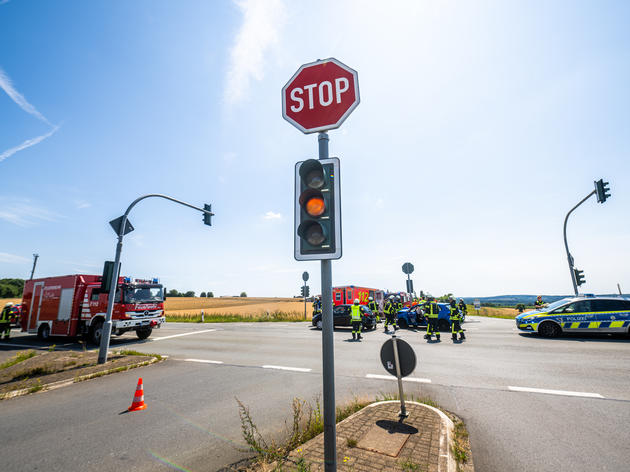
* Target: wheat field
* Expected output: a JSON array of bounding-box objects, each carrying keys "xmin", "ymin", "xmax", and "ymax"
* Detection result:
[{"xmin": 165, "ymin": 297, "xmax": 313, "ymax": 319}]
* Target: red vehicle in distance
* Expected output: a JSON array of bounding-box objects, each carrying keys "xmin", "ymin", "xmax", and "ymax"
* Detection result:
[{"xmin": 333, "ymin": 285, "xmax": 385, "ymax": 310}]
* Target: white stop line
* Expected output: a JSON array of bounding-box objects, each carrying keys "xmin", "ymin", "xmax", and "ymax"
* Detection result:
[
  {"xmin": 262, "ymin": 365, "xmax": 312, "ymax": 373},
  {"xmin": 365, "ymin": 374, "xmax": 431, "ymax": 383},
  {"xmin": 508, "ymin": 386, "xmax": 604, "ymax": 398}
]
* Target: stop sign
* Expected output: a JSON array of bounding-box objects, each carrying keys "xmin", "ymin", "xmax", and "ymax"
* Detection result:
[{"xmin": 282, "ymin": 57, "xmax": 360, "ymax": 134}]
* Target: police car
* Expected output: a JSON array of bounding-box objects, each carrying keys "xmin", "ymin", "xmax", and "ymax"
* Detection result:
[{"xmin": 515, "ymin": 295, "xmax": 630, "ymax": 338}]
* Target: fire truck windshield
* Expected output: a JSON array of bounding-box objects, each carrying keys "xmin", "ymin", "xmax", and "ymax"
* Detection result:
[{"xmin": 124, "ymin": 285, "xmax": 164, "ymax": 304}]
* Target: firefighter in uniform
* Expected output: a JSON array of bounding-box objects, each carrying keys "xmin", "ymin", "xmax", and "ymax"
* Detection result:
[
  {"xmin": 458, "ymin": 298, "xmax": 467, "ymax": 320},
  {"xmin": 383, "ymin": 296, "xmax": 394, "ymax": 332},
  {"xmin": 368, "ymin": 297, "xmax": 379, "ymax": 323},
  {"xmin": 350, "ymin": 298, "xmax": 362, "ymax": 340},
  {"xmin": 535, "ymin": 295, "xmax": 544, "ymax": 309},
  {"xmin": 450, "ymin": 298, "xmax": 465, "ymax": 341},
  {"xmin": 312, "ymin": 296, "xmax": 322, "ymax": 318},
  {"xmin": 1, "ymin": 302, "xmax": 13, "ymax": 340},
  {"xmin": 424, "ymin": 297, "xmax": 440, "ymax": 341}
]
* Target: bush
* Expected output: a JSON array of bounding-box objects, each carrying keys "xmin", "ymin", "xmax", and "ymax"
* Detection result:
[
  {"xmin": 516, "ymin": 303, "xmax": 525, "ymax": 313},
  {"xmin": 208, "ymin": 292, "xmax": 214, "ymax": 297},
  {"xmin": 240, "ymin": 292, "xmax": 247, "ymax": 297},
  {"xmin": 200, "ymin": 292, "xmax": 206, "ymax": 298}
]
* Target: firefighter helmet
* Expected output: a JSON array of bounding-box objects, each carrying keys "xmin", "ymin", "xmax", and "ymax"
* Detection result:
[
  {"xmin": 4, "ymin": 302, "xmax": 13, "ymax": 307},
  {"xmin": 368, "ymin": 297, "xmax": 373, "ymax": 301},
  {"xmin": 353, "ymin": 298, "xmax": 360, "ymax": 305}
]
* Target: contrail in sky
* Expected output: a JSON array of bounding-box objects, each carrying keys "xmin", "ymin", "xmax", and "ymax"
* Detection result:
[
  {"xmin": 0, "ymin": 67, "xmax": 52, "ymax": 125},
  {"xmin": 0, "ymin": 125, "xmax": 60, "ymax": 163}
]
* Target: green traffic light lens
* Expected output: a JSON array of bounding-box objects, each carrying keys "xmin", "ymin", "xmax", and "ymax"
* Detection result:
[{"xmin": 305, "ymin": 223, "xmax": 325, "ymax": 246}]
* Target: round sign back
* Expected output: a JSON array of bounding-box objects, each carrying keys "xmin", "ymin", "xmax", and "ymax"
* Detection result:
[
  {"xmin": 302, "ymin": 271, "xmax": 309, "ymax": 282},
  {"xmin": 402, "ymin": 262, "xmax": 414, "ymax": 275},
  {"xmin": 380, "ymin": 338, "xmax": 417, "ymax": 378}
]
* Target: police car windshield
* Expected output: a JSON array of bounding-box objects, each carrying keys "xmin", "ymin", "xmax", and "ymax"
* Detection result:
[
  {"xmin": 543, "ymin": 298, "xmax": 573, "ymax": 311},
  {"xmin": 124, "ymin": 286, "xmax": 164, "ymax": 303}
]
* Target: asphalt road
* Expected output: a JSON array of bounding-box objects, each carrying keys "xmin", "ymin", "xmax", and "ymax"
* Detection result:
[{"xmin": 0, "ymin": 317, "xmax": 629, "ymax": 472}]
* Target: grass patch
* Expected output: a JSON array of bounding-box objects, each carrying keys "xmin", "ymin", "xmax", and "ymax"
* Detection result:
[
  {"xmin": 28, "ymin": 379, "xmax": 43, "ymax": 393},
  {"xmin": 166, "ymin": 311, "xmax": 308, "ymax": 323},
  {"xmin": 451, "ymin": 419, "xmax": 470, "ymax": 468},
  {"xmin": 398, "ymin": 457, "xmax": 424, "ymax": 472},
  {"xmin": 12, "ymin": 365, "xmax": 54, "ymax": 381},
  {"xmin": 346, "ymin": 438, "xmax": 357, "ymax": 448},
  {"xmin": 466, "ymin": 305, "xmax": 518, "ymax": 319},
  {"xmin": 0, "ymin": 350, "xmax": 36, "ymax": 369},
  {"xmin": 114, "ymin": 349, "xmax": 163, "ymax": 360}
]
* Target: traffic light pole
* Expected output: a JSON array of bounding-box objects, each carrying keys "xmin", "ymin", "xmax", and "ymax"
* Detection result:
[
  {"xmin": 563, "ymin": 189, "xmax": 595, "ymax": 297},
  {"xmin": 98, "ymin": 194, "xmax": 214, "ymax": 364},
  {"xmin": 318, "ymin": 131, "xmax": 337, "ymax": 472}
]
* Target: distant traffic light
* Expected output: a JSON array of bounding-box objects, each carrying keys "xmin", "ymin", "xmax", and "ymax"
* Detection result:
[
  {"xmin": 301, "ymin": 285, "xmax": 310, "ymax": 297},
  {"xmin": 203, "ymin": 204, "xmax": 213, "ymax": 226},
  {"xmin": 594, "ymin": 179, "xmax": 611, "ymax": 204},
  {"xmin": 574, "ymin": 268, "xmax": 586, "ymax": 287},
  {"xmin": 294, "ymin": 158, "xmax": 341, "ymax": 260}
]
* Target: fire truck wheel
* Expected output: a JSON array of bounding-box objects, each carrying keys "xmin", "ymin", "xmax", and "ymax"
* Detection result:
[
  {"xmin": 37, "ymin": 324, "xmax": 51, "ymax": 341},
  {"xmin": 136, "ymin": 328, "xmax": 152, "ymax": 340},
  {"xmin": 90, "ymin": 320, "xmax": 104, "ymax": 345}
]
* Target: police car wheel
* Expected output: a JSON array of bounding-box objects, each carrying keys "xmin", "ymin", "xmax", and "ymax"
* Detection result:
[
  {"xmin": 538, "ymin": 321, "xmax": 561, "ymax": 338},
  {"xmin": 399, "ymin": 319, "xmax": 408, "ymax": 329}
]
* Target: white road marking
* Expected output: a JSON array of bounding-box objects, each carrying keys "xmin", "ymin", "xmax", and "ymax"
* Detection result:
[
  {"xmin": 0, "ymin": 342, "xmax": 53, "ymax": 349},
  {"xmin": 180, "ymin": 358, "xmax": 223, "ymax": 364},
  {"xmin": 150, "ymin": 329, "xmax": 216, "ymax": 341},
  {"xmin": 508, "ymin": 386, "xmax": 604, "ymax": 398},
  {"xmin": 262, "ymin": 365, "xmax": 312, "ymax": 372},
  {"xmin": 365, "ymin": 374, "xmax": 432, "ymax": 383}
]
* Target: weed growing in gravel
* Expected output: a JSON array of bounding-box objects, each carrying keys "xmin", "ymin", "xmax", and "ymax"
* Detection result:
[{"xmin": 0, "ymin": 350, "xmax": 36, "ymax": 369}]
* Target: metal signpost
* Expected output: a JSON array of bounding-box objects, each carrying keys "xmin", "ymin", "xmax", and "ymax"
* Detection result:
[
  {"xmin": 380, "ymin": 335, "xmax": 417, "ymax": 421},
  {"xmin": 29, "ymin": 253, "xmax": 39, "ymax": 280},
  {"xmin": 98, "ymin": 194, "xmax": 214, "ymax": 365},
  {"xmin": 283, "ymin": 57, "xmax": 360, "ymax": 472},
  {"xmin": 402, "ymin": 262, "xmax": 414, "ymax": 296},
  {"xmin": 302, "ymin": 271, "xmax": 309, "ymax": 320}
]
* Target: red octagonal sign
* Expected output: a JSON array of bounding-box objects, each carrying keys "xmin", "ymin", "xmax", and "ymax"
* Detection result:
[{"xmin": 282, "ymin": 58, "xmax": 360, "ymax": 134}]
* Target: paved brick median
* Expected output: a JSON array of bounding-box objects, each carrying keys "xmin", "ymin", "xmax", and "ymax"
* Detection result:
[{"xmin": 286, "ymin": 401, "xmax": 450, "ymax": 471}]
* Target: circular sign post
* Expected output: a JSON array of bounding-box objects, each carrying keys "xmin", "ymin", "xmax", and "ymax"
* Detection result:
[
  {"xmin": 302, "ymin": 271, "xmax": 309, "ymax": 282},
  {"xmin": 282, "ymin": 57, "xmax": 360, "ymax": 134},
  {"xmin": 402, "ymin": 262, "xmax": 415, "ymax": 297},
  {"xmin": 380, "ymin": 336, "xmax": 417, "ymax": 421}
]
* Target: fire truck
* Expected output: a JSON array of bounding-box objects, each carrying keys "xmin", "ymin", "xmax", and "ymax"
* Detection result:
[
  {"xmin": 21, "ymin": 274, "xmax": 165, "ymax": 344},
  {"xmin": 333, "ymin": 285, "xmax": 385, "ymax": 309}
]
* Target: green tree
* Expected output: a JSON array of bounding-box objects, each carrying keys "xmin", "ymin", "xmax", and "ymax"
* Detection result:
[
  {"xmin": 167, "ymin": 289, "xmax": 180, "ymax": 297},
  {"xmin": 184, "ymin": 291, "xmax": 195, "ymax": 297},
  {"xmin": 516, "ymin": 303, "xmax": 525, "ymax": 313},
  {"xmin": 240, "ymin": 292, "xmax": 247, "ymax": 298},
  {"xmin": 200, "ymin": 292, "xmax": 206, "ymax": 298},
  {"xmin": 208, "ymin": 292, "xmax": 214, "ymax": 298}
]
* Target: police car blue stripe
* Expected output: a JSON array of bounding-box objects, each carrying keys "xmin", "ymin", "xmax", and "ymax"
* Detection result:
[
  {"xmin": 599, "ymin": 321, "xmax": 611, "ymax": 329},
  {"xmin": 578, "ymin": 322, "xmax": 590, "ymax": 329}
]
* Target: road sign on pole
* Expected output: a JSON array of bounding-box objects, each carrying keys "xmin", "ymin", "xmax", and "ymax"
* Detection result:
[
  {"xmin": 282, "ymin": 58, "xmax": 360, "ymax": 134},
  {"xmin": 380, "ymin": 336, "xmax": 417, "ymax": 421},
  {"xmin": 302, "ymin": 271, "xmax": 309, "ymax": 282}
]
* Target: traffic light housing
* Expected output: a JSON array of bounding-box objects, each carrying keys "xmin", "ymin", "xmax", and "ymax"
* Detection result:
[
  {"xmin": 203, "ymin": 204, "xmax": 213, "ymax": 226},
  {"xmin": 301, "ymin": 285, "xmax": 310, "ymax": 297},
  {"xmin": 574, "ymin": 268, "xmax": 586, "ymax": 287},
  {"xmin": 294, "ymin": 158, "xmax": 341, "ymax": 260},
  {"xmin": 594, "ymin": 179, "xmax": 611, "ymax": 203}
]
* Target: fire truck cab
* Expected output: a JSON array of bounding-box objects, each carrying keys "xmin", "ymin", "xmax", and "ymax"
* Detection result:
[
  {"xmin": 21, "ymin": 274, "xmax": 165, "ymax": 344},
  {"xmin": 333, "ymin": 285, "xmax": 385, "ymax": 310}
]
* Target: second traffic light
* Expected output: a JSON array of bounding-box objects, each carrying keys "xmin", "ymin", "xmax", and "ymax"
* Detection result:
[
  {"xmin": 594, "ymin": 179, "xmax": 611, "ymax": 203},
  {"xmin": 301, "ymin": 285, "xmax": 310, "ymax": 297},
  {"xmin": 574, "ymin": 268, "xmax": 586, "ymax": 287},
  {"xmin": 294, "ymin": 158, "xmax": 341, "ymax": 261},
  {"xmin": 203, "ymin": 204, "xmax": 213, "ymax": 226}
]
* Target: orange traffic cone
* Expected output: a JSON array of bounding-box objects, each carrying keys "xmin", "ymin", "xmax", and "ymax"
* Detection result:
[{"xmin": 128, "ymin": 377, "xmax": 147, "ymax": 412}]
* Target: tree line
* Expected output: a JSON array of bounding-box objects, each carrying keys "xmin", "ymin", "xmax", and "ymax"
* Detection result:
[{"xmin": 0, "ymin": 279, "xmax": 24, "ymax": 298}]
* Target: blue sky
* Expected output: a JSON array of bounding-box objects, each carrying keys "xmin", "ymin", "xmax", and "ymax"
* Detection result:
[{"xmin": 1, "ymin": 0, "xmax": 628, "ymax": 297}]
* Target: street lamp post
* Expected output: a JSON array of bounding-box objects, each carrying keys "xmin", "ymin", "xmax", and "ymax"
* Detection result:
[{"xmin": 97, "ymin": 194, "xmax": 214, "ymax": 364}]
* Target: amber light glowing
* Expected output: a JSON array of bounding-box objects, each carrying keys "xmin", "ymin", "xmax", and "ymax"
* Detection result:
[{"xmin": 305, "ymin": 196, "xmax": 325, "ymax": 216}]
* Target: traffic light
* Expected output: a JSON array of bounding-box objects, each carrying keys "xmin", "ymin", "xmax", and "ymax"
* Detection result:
[
  {"xmin": 300, "ymin": 285, "xmax": 310, "ymax": 297},
  {"xmin": 574, "ymin": 268, "xmax": 586, "ymax": 287},
  {"xmin": 203, "ymin": 204, "xmax": 213, "ymax": 226},
  {"xmin": 294, "ymin": 158, "xmax": 341, "ymax": 261},
  {"xmin": 594, "ymin": 179, "xmax": 611, "ymax": 203},
  {"xmin": 305, "ymin": 285, "xmax": 310, "ymax": 297}
]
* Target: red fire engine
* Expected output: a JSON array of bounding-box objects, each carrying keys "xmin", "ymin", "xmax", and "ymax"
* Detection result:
[
  {"xmin": 21, "ymin": 274, "xmax": 165, "ymax": 343},
  {"xmin": 332, "ymin": 285, "xmax": 385, "ymax": 309}
]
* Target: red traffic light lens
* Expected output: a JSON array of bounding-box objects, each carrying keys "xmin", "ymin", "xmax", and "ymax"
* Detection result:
[{"xmin": 305, "ymin": 196, "xmax": 325, "ymax": 216}]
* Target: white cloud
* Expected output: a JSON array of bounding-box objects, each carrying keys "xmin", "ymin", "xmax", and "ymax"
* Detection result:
[
  {"xmin": 0, "ymin": 198, "xmax": 62, "ymax": 227},
  {"xmin": 74, "ymin": 200, "xmax": 91, "ymax": 209},
  {"xmin": 0, "ymin": 125, "xmax": 60, "ymax": 163},
  {"xmin": 0, "ymin": 252, "xmax": 30, "ymax": 264},
  {"xmin": 0, "ymin": 68, "xmax": 52, "ymax": 125},
  {"xmin": 263, "ymin": 211, "xmax": 282, "ymax": 220},
  {"xmin": 224, "ymin": 0, "xmax": 287, "ymax": 105}
]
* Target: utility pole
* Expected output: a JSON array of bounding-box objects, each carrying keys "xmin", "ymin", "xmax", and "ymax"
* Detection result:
[{"xmin": 29, "ymin": 254, "xmax": 39, "ymax": 280}]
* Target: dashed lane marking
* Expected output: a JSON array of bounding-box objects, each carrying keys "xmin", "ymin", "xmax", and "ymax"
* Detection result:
[
  {"xmin": 180, "ymin": 358, "xmax": 223, "ymax": 364},
  {"xmin": 150, "ymin": 329, "xmax": 216, "ymax": 341},
  {"xmin": 508, "ymin": 386, "xmax": 604, "ymax": 398},
  {"xmin": 262, "ymin": 365, "xmax": 312, "ymax": 372},
  {"xmin": 366, "ymin": 374, "xmax": 432, "ymax": 383}
]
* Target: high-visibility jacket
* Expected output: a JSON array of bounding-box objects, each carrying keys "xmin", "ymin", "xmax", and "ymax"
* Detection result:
[
  {"xmin": 384, "ymin": 301, "xmax": 392, "ymax": 315},
  {"xmin": 313, "ymin": 300, "xmax": 322, "ymax": 313},
  {"xmin": 425, "ymin": 302, "xmax": 439, "ymax": 318},
  {"xmin": 368, "ymin": 301, "xmax": 378, "ymax": 313},
  {"xmin": 0, "ymin": 307, "xmax": 11, "ymax": 322},
  {"xmin": 351, "ymin": 304, "xmax": 362, "ymax": 321}
]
